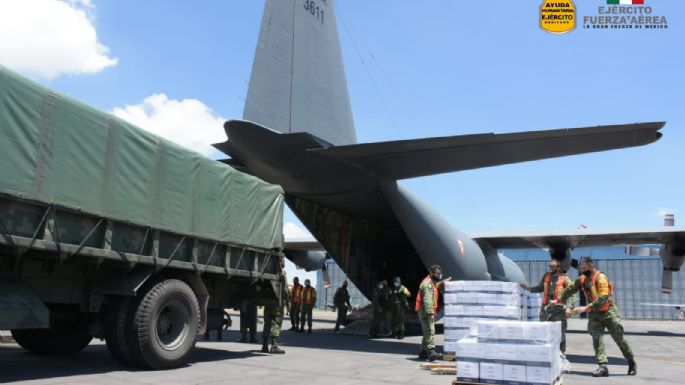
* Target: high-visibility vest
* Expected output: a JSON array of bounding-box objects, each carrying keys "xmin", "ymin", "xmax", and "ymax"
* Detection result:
[
  {"xmin": 414, "ymin": 276, "xmax": 438, "ymax": 314},
  {"xmin": 302, "ymin": 286, "xmax": 316, "ymax": 305},
  {"xmin": 291, "ymin": 283, "xmax": 303, "ymax": 304},
  {"xmin": 542, "ymin": 273, "xmax": 568, "ymax": 305},
  {"xmin": 580, "ymin": 270, "xmax": 614, "ymax": 313}
]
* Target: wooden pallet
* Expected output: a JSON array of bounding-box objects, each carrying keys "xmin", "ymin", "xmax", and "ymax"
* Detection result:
[
  {"xmin": 443, "ymin": 353, "xmax": 456, "ymax": 361},
  {"xmin": 420, "ymin": 362, "xmax": 455, "ymax": 370},
  {"xmin": 452, "ymin": 378, "xmax": 564, "ymax": 385}
]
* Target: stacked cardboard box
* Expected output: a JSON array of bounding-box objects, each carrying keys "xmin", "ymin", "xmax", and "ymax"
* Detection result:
[
  {"xmin": 443, "ymin": 281, "xmax": 522, "ymax": 355},
  {"xmin": 455, "ymin": 320, "xmax": 562, "ymax": 385},
  {"xmin": 525, "ymin": 293, "xmax": 543, "ymax": 321}
]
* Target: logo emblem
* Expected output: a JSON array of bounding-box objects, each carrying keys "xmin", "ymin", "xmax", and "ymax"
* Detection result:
[
  {"xmin": 457, "ymin": 236, "xmax": 465, "ymax": 258},
  {"xmin": 540, "ymin": 1, "xmax": 576, "ymax": 34}
]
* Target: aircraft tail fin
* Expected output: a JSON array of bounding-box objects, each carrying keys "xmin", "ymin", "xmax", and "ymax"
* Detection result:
[{"xmin": 243, "ymin": 0, "xmax": 356, "ymax": 146}]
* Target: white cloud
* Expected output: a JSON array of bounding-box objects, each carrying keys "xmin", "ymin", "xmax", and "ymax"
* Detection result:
[
  {"xmin": 283, "ymin": 222, "xmax": 313, "ymax": 239},
  {"xmin": 112, "ymin": 93, "xmax": 227, "ymax": 157},
  {"xmin": 0, "ymin": 0, "xmax": 117, "ymax": 79}
]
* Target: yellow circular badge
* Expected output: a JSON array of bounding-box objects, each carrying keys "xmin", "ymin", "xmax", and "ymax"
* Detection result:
[{"xmin": 540, "ymin": 0, "xmax": 576, "ymax": 34}]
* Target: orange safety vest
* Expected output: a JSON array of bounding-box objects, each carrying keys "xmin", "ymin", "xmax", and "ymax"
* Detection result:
[
  {"xmin": 302, "ymin": 286, "xmax": 316, "ymax": 305},
  {"xmin": 542, "ymin": 273, "xmax": 568, "ymax": 305},
  {"xmin": 414, "ymin": 276, "xmax": 439, "ymax": 314},
  {"xmin": 580, "ymin": 270, "xmax": 614, "ymax": 313},
  {"xmin": 291, "ymin": 283, "xmax": 304, "ymax": 304}
]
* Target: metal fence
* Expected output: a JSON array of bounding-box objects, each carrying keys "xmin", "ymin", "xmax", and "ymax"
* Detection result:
[
  {"xmin": 511, "ymin": 247, "xmax": 685, "ymax": 320},
  {"xmin": 316, "ymin": 260, "xmax": 371, "ymax": 310}
]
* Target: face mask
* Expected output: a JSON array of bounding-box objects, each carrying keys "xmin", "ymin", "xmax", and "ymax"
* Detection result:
[
  {"xmin": 394, "ymin": 282, "xmax": 400, "ymax": 288},
  {"xmin": 582, "ymin": 270, "xmax": 592, "ymax": 277}
]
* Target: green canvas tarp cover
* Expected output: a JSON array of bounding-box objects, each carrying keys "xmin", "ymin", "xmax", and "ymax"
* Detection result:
[{"xmin": 0, "ymin": 66, "xmax": 284, "ymax": 250}]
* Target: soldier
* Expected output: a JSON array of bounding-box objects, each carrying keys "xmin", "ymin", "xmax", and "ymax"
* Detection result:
[
  {"xmin": 520, "ymin": 259, "xmax": 575, "ymax": 353},
  {"xmin": 237, "ymin": 301, "xmax": 258, "ymax": 343},
  {"xmin": 368, "ymin": 279, "xmax": 388, "ymax": 338},
  {"xmin": 416, "ymin": 265, "xmax": 450, "ymax": 361},
  {"xmin": 389, "ymin": 276, "xmax": 411, "ymax": 339},
  {"xmin": 262, "ymin": 257, "xmax": 290, "ymax": 354},
  {"xmin": 333, "ymin": 280, "xmax": 352, "ymax": 333},
  {"xmin": 552, "ymin": 256, "xmax": 637, "ymax": 377},
  {"xmin": 299, "ymin": 279, "xmax": 316, "ymax": 333},
  {"xmin": 289, "ymin": 276, "xmax": 303, "ymax": 331}
]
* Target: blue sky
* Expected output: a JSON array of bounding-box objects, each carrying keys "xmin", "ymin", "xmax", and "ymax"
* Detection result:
[{"xmin": 2, "ymin": 0, "xmax": 683, "ymax": 239}]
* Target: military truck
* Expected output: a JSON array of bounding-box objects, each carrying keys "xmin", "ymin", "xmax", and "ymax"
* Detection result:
[{"xmin": 0, "ymin": 66, "xmax": 286, "ymax": 369}]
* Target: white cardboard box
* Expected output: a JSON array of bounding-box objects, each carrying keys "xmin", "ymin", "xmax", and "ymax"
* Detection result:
[
  {"xmin": 444, "ymin": 316, "xmax": 460, "ymax": 328},
  {"xmin": 445, "ymin": 280, "xmax": 465, "ymax": 292},
  {"xmin": 503, "ymin": 364, "xmax": 527, "ymax": 383},
  {"xmin": 486, "ymin": 343, "xmax": 518, "ymax": 361},
  {"xmin": 445, "ymin": 305, "xmax": 463, "ymax": 316},
  {"xmin": 499, "ymin": 293, "xmax": 522, "ymax": 307},
  {"xmin": 500, "ymin": 322, "xmax": 525, "ymax": 340},
  {"xmin": 478, "ymin": 293, "xmax": 500, "ymax": 304},
  {"xmin": 443, "ymin": 340, "xmax": 458, "ymax": 353},
  {"xmin": 517, "ymin": 344, "xmax": 557, "ymax": 363},
  {"xmin": 526, "ymin": 365, "xmax": 556, "ymax": 385},
  {"xmin": 457, "ymin": 292, "xmax": 480, "ymax": 304},
  {"xmin": 480, "ymin": 362, "xmax": 503, "ymax": 383},
  {"xmin": 462, "ymin": 305, "xmax": 484, "ymax": 316},
  {"xmin": 444, "ymin": 293, "xmax": 459, "ymax": 304},
  {"xmin": 477, "ymin": 321, "xmax": 501, "ymax": 340},
  {"xmin": 445, "ymin": 328, "xmax": 468, "ymax": 341},
  {"xmin": 455, "ymin": 338, "xmax": 487, "ymax": 359},
  {"xmin": 457, "ymin": 360, "xmax": 480, "ymax": 382},
  {"xmin": 521, "ymin": 322, "xmax": 553, "ymax": 342}
]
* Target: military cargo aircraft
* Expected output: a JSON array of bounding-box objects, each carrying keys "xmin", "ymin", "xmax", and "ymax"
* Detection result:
[{"xmin": 213, "ymin": 0, "xmax": 681, "ymax": 297}]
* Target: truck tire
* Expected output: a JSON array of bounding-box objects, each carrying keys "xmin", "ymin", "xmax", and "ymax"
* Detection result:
[
  {"xmin": 11, "ymin": 319, "xmax": 92, "ymax": 355},
  {"xmin": 130, "ymin": 279, "xmax": 200, "ymax": 369},
  {"xmin": 104, "ymin": 296, "xmax": 137, "ymax": 366}
]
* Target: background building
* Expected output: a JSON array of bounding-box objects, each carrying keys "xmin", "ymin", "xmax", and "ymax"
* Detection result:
[{"xmin": 316, "ymin": 246, "xmax": 685, "ymax": 320}]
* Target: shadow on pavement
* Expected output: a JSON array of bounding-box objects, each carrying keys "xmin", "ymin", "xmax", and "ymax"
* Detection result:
[{"xmin": 0, "ymin": 343, "xmax": 268, "ymax": 383}]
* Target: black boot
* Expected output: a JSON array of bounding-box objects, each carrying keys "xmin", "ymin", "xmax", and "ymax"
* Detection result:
[
  {"xmin": 217, "ymin": 331, "xmax": 223, "ymax": 341},
  {"xmin": 418, "ymin": 350, "xmax": 428, "ymax": 360},
  {"xmin": 427, "ymin": 349, "xmax": 441, "ymax": 362},
  {"xmin": 592, "ymin": 365, "xmax": 609, "ymax": 377},
  {"xmin": 628, "ymin": 360, "xmax": 637, "ymax": 376},
  {"xmin": 237, "ymin": 333, "xmax": 248, "ymax": 343},
  {"xmin": 308, "ymin": 326, "xmax": 312, "ymax": 334},
  {"xmin": 397, "ymin": 331, "xmax": 404, "ymax": 340},
  {"xmin": 261, "ymin": 343, "xmax": 269, "ymax": 353},
  {"xmin": 298, "ymin": 326, "xmax": 305, "ymax": 333}
]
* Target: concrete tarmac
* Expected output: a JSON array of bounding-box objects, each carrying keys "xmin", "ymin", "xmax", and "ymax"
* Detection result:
[{"xmin": 1, "ymin": 311, "xmax": 683, "ymax": 384}]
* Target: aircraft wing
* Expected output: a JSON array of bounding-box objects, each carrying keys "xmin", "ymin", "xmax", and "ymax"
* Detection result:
[
  {"xmin": 309, "ymin": 122, "xmax": 664, "ymax": 180},
  {"xmin": 471, "ymin": 229, "xmax": 685, "ymax": 250},
  {"xmin": 284, "ymin": 238, "xmax": 324, "ymax": 251}
]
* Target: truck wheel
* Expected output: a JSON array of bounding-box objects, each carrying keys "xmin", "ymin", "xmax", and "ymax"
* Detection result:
[
  {"xmin": 104, "ymin": 296, "xmax": 137, "ymax": 366},
  {"xmin": 131, "ymin": 279, "xmax": 200, "ymax": 369},
  {"xmin": 11, "ymin": 319, "xmax": 92, "ymax": 355}
]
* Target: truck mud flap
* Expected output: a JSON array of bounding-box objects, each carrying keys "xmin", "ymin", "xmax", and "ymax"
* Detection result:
[{"xmin": 0, "ymin": 280, "xmax": 50, "ymax": 329}]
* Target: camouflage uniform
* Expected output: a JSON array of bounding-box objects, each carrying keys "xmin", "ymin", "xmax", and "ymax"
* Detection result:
[
  {"xmin": 369, "ymin": 285, "xmax": 388, "ymax": 337},
  {"xmin": 263, "ymin": 269, "xmax": 290, "ymax": 353},
  {"xmin": 528, "ymin": 271, "xmax": 575, "ymax": 352},
  {"xmin": 417, "ymin": 276, "xmax": 438, "ymax": 352},
  {"xmin": 389, "ymin": 284, "xmax": 410, "ymax": 336},
  {"xmin": 560, "ymin": 271, "xmax": 635, "ymax": 365},
  {"xmin": 333, "ymin": 286, "xmax": 351, "ymax": 332}
]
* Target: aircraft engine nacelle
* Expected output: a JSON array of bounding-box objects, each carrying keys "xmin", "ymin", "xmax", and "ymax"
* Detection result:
[
  {"xmin": 548, "ymin": 246, "xmax": 573, "ymax": 272},
  {"xmin": 284, "ymin": 250, "xmax": 328, "ymax": 272},
  {"xmin": 659, "ymin": 242, "xmax": 685, "ymax": 294}
]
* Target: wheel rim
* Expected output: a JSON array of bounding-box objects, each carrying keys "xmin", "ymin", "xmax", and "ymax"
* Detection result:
[{"xmin": 154, "ymin": 299, "xmax": 190, "ymax": 351}]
